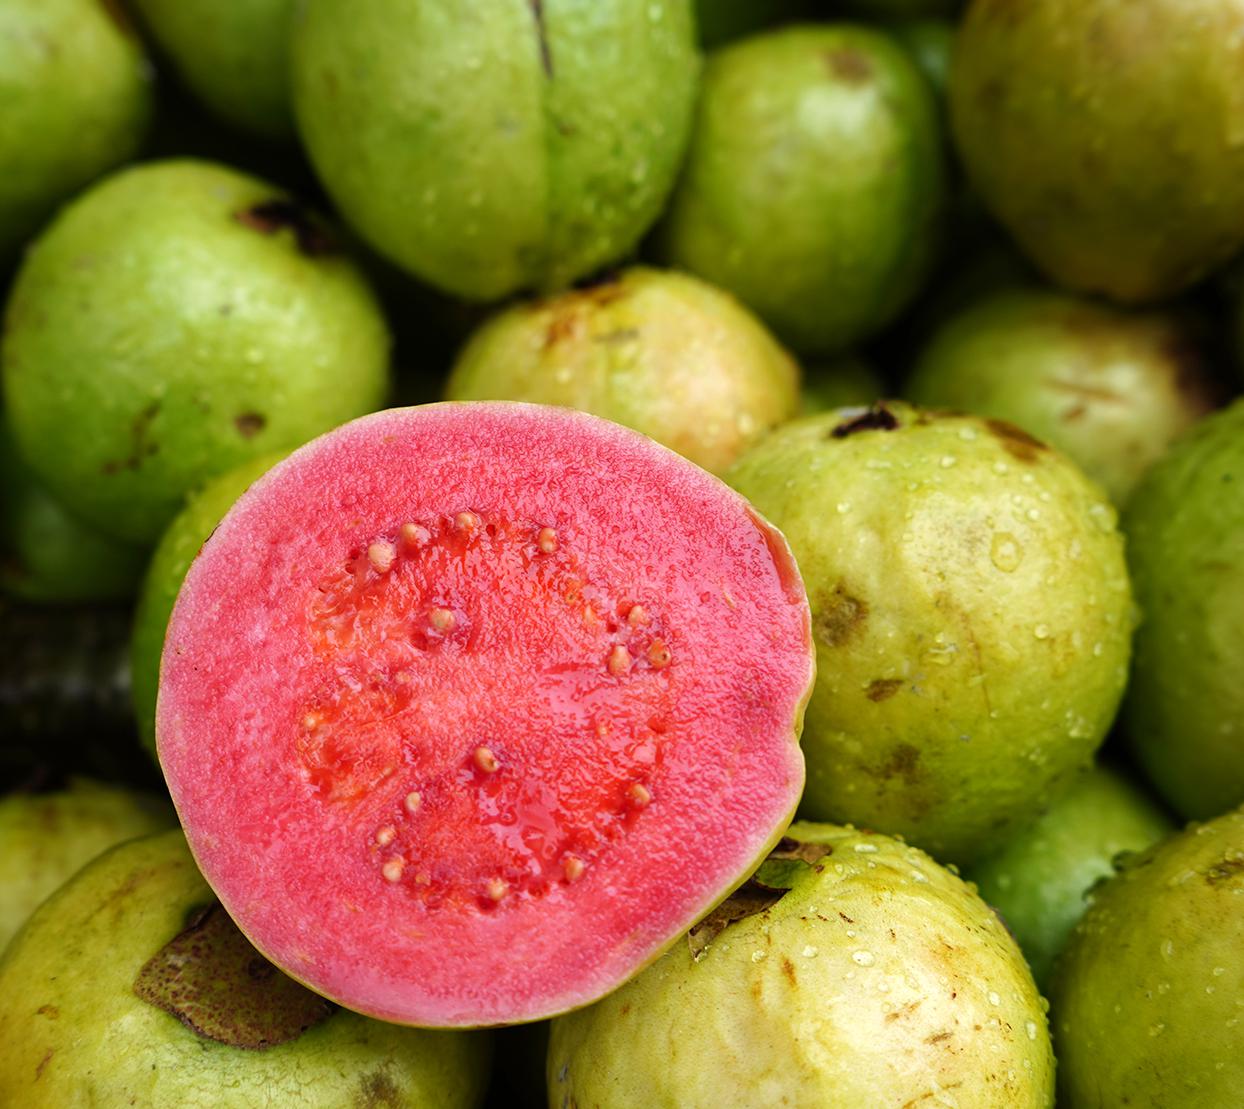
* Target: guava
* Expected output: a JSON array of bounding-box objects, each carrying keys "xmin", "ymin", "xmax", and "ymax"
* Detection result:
[
  {"xmin": 0, "ymin": 779, "xmax": 175, "ymax": 952},
  {"xmin": 883, "ymin": 16, "xmax": 954, "ymax": 97},
  {"xmin": 131, "ymin": 452, "xmax": 287, "ymax": 756},
  {"xmin": 1050, "ymin": 805, "xmax": 1244, "ymax": 1106},
  {"xmin": 661, "ymin": 24, "xmax": 945, "ymax": 354},
  {"xmin": 290, "ymin": 0, "xmax": 699, "ymax": 301},
  {"xmin": 1123, "ymin": 399, "xmax": 1244, "ymax": 819},
  {"xmin": 548, "ymin": 822, "xmax": 1054, "ymax": 1107},
  {"xmin": 801, "ymin": 357, "xmax": 883, "ymax": 417},
  {"xmin": 1, "ymin": 159, "xmax": 391, "ymax": 544},
  {"xmin": 0, "ymin": 829, "xmax": 492, "ymax": 1106},
  {"xmin": 693, "ymin": 0, "xmax": 812, "ymax": 48},
  {"xmin": 967, "ymin": 763, "xmax": 1174, "ymax": 989},
  {"xmin": 0, "ymin": 0, "xmax": 152, "ymax": 262},
  {"xmin": 156, "ymin": 402, "xmax": 815, "ymax": 1026},
  {"xmin": 130, "ymin": 0, "xmax": 295, "ymax": 139},
  {"xmin": 905, "ymin": 290, "xmax": 1219, "ymax": 503},
  {"xmin": 727, "ymin": 401, "xmax": 1133, "ymax": 864},
  {"xmin": 951, "ymin": 0, "xmax": 1244, "ymax": 303},
  {"xmin": 443, "ymin": 268, "xmax": 800, "ymax": 476},
  {"xmin": 1, "ymin": 420, "xmax": 146, "ymax": 603}
]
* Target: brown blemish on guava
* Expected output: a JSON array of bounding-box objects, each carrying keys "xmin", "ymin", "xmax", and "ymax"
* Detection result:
[
  {"xmin": 355, "ymin": 1070, "xmax": 402, "ymax": 1108},
  {"xmin": 34, "ymin": 1049, "xmax": 54, "ymax": 1080},
  {"xmin": 925, "ymin": 1031, "xmax": 953, "ymax": 1044},
  {"xmin": 35, "ymin": 1004, "xmax": 58, "ymax": 1019},
  {"xmin": 781, "ymin": 956, "xmax": 797, "ymax": 986},
  {"xmin": 529, "ymin": 0, "xmax": 554, "ymax": 78},
  {"xmin": 984, "ymin": 418, "xmax": 1047, "ymax": 463},
  {"xmin": 867, "ymin": 678, "xmax": 903, "ymax": 702},
  {"xmin": 1044, "ymin": 378, "xmax": 1126, "ymax": 407},
  {"xmin": 1205, "ymin": 857, "xmax": 1244, "ymax": 885},
  {"xmin": 101, "ymin": 401, "xmax": 161, "ymax": 475},
  {"xmin": 234, "ymin": 412, "xmax": 266, "ymax": 438},
  {"xmin": 771, "ymin": 838, "xmax": 833, "ymax": 867},
  {"xmin": 133, "ymin": 902, "xmax": 334, "ymax": 1049},
  {"xmin": 886, "ymin": 999, "xmax": 922, "ymax": 1023},
  {"xmin": 235, "ymin": 199, "xmax": 336, "ymax": 256},
  {"xmin": 814, "ymin": 584, "xmax": 868, "ymax": 647},
  {"xmin": 901, "ymin": 1082, "xmax": 962, "ymax": 1107},
  {"xmin": 825, "ymin": 49, "xmax": 873, "ymax": 84},
  {"xmin": 838, "ymin": 911, "xmax": 854, "ymax": 924},
  {"xmin": 688, "ymin": 880, "xmax": 786, "ymax": 960},
  {"xmin": 830, "ymin": 403, "xmax": 899, "ymax": 439},
  {"xmin": 595, "ymin": 327, "xmax": 640, "ymax": 346},
  {"xmin": 878, "ymin": 743, "xmax": 921, "ymax": 785}
]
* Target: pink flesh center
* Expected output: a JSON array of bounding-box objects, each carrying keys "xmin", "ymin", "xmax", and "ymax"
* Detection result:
[{"xmin": 298, "ymin": 512, "xmax": 677, "ymax": 913}]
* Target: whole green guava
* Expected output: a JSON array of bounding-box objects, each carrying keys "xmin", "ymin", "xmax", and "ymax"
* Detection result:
[
  {"xmin": 0, "ymin": 780, "xmax": 175, "ymax": 953},
  {"xmin": 1, "ymin": 159, "xmax": 391, "ymax": 544},
  {"xmin": 291, "ymin": 0, "xmax": 699, "ymax": 301},
  {"xmin": 661, "ymin": 24, "xmax": 945, "ymax": 354},
  {"xmin": 1050, "ymin": 806, "xmax": 1244, "ymax": 1106},
  {"xmin": 967, "ymin": 763, "xmax": 1174, "ymax": 988},
  {"xmin": 549, "ymin": 822, "xmax": 1054, "ymax": 1107},
  {"xmin": 727, "ymin": 402, "xmax": 1133, "ymax": 864},
  {"xmin": 130, "ymin": 0, "xmax": 295, "ymax": 139},
  {"xmin": 0, "ymin": 0, "xmax": 152, "ymax": 262},
  {"xmin": 905, "ymin": 290, "xmax": 1218, "ymax": 503},
  {"xmin": 0, "ymin": 830, "xmax": 492, "ymax": 1106},
  {"xmin": 951, "ymin": 0, "xmax": 1244, "ymax": 303},
  {"xmin": 444, "ymin": 268, "xmax": 800, "ymax": 476},
  {"xmin": 1123, "ymin": 399, "xmax": 1244, "ymax": 819}
]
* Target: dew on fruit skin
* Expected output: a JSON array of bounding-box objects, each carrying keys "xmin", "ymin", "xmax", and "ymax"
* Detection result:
[
  {"xmin": 404, "ymin": 791, "xmax": 422, "ymax": 814},
  {"xmin": 751, "ymin": 949, "xmax": 767, "ymax": 962},
  {"xmin": 608, "ymin": 644, "xmax": 632, "ymax": 675},
  {"xmin": 988, "ymin": 991, "xmax": 1001, "ymax": 1006},
  {"xmin": 1025, "ymin": 1020, "xmax": 1038, "ymax": 1041},
  {"xmin": 1033, "ymin": 624, "xmax": 1051, "ymax": 640},
  {"xmin": 429, "ymin": 607, "xmax": 456, "ymax": 633},
  {"xmin": 537, "ymin": 526, "xmax": 558, "ymax": 553},
  {"xmin": 939, "ymin": 455, "xmax": 957, "ymax": 469},
  {"xmin": 376, "ymin": 825, "xmax": 396, "ymax": 846},
  {"xmin": 853, "ymin": 842, "xmax": 878, "ymax": 854},
  {"xmin": 851, "ymin": 950, "xmax": 873, "ymax": 966},
  {"xmin": 382, "ymin": 857, "xmax": 405, "ymax": 882},
  {"xmin": 990, "ymin": 532, "xmax": 1023, "ymax": 572},
  {"xmin": 368, "ymin": 541, "xmax": 396, "ymax": 573},
  {"xmin": 474, "ymin": 746, "xmax": 499, "ymax": 773}
]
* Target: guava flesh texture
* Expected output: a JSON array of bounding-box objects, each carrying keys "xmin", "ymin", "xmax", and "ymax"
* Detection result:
[{"xmin": 157, "ymin": 403, "xmax": 812, "ymax": 1027}]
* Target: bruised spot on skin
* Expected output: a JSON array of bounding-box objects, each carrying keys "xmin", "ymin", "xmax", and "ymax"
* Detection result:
[
  {"xmin": 1205, "ymin": 857, "xmax": 1244, "ymax": 885},
  {"xmin": 879, "ymin": 743, "xmax": 921, "ymax": 784},
  {"xmin": 781, "ymin": 956, "xmax": 797, "ymax": 986},
  {"xmin": 814, "ymin": 584, "xmax": 868, "ymax": 646},
  {"xmin": 866, "ymin": 678, "xmax": 903, "ymax": 702},
  {"xmin": 101, "ymin": 401, "xmax": 160, "ymax": 475},
  {"xmin": 235, "ymin": 199, "xmax": 336, "ymax": 256},
  {"xmin": 825, "ymin": 48, "xmax": 873, "ymax": 85},
  {"xmin": 35, "ymin": 1049, "xmax": 54, "ymax": 1081},
  {"xmin": 831, "ymin": 403, "xmax": 899, "ymax": 439},
  {"xmin": 771, "ymin": 838, "xmax": 833, "ymax": 867},
  {"xmin": 528, "ymin": 0, "xmax": 553, "ymax": 78},
  {"xmin": 984, "ymin": 418, "xmax": 1047, "ymax": 463},
  {"xmin": 234, "ymin": 412, "xmax": 267, "ymax": 439},
  {"xmin": 688, "ymin": 880, "xmax": 786, "ymax": 960},
  {"xmin": 355, "ymin": 1070, "xmax": 402, "ymax": 1108}
]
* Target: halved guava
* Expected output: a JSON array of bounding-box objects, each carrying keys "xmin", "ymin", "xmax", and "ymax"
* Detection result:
[{"xmin": 157, "ymin": 402, "xmax": 813, "ymax": 1027}]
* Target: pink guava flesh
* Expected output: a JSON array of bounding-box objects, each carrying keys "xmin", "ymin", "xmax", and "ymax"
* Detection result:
[{"xmin": 157, "ymin": 403, "xmax": 813, "ymax": 1026}]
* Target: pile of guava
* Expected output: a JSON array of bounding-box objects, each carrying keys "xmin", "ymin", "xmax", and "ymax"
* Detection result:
[{"xmin": 4, "ymin": 2, "xmax": 1244, "ymax": 1106}]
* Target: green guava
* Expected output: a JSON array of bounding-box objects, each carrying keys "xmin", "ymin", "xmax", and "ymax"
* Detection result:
[
  {"xmin": 661, "ymin": 24, "xmax": 945, "ymax": 354},
  {"xmin": 727, "ymin": 402, "xmax": 1134, "ymax": 864},
  {"xmin": 0, "ymin": 830, "xmax": 492, "ymax": 1106},
  {"xmin": 130, "ymin": 0, "xmax": 295, "ymax": 138},
  {"xmin": 1, "ymin": 420, "xmax": 146, "ymax": 603},
  {"xmin": 905, "ymin": 290, "xmax": 1219, "ymax": 504},
  {"xmin": 131, "ymin": 452, "xmax": 286, "ymax": 756},
  {"xmin": 951, "ymin": 0, "xmax": 1244, "ymax": 303},
  {"xmin": 1123, "ymin": 399, "xmax": 1244, "ymax": 819},
  {"xmin": 443, "ymin": 268, "xmax": 800, "ymax": 476},
  {"xmin": 692, "ymin": 0, "xmax": 812, "ymax": 48},
  {"xmin": 967, "ymin": 763, "xmax": 1174, "ymax": 989},
  {"xmin": 883, "ymin": 16, "xmax": 954, "ymax": 97},
  {"xmin": 291, "ymin": 0, "xmax": 699, "ymax": 301},
  {"xmin": 1050, "ymin": 805, "xmax": 1244, "ymax": 1106},
  {"xmin": 0, "ymin": 780, "xmax": 175, "ymax": 953},
  {"xmin": 801, "ymin": 357, "xmax": 884, "ymax": 417},
  {"xmin": 0, "ymin": 0, "xmax": 152, "ymax": 262},
  {"xmin": 549, "ymin": 822, "xmax": 1054, "ymax": 1107},
  {"xmin": 1, "ymin": 159, "xmax": 391, "ymax": 544}
]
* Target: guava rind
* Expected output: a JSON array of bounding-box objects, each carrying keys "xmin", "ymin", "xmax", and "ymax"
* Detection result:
[
  {"xmin": 548, "ymin": 821, "xmax": 1054, "ymax": 1107},
  {"xmin": 1050, "ymin": 806, "xmax": 1244, "ymax": 1106},
  {"xmin": 0, "ymin": 780, "xmax": 175, "ymax": 954},
  {"xmin": 727, "ymin": 402, "xmax": 1133, "ymax": 864},
  {"xmin": 0, "ymin": 0, "xmax": 152, "ymax": 261},
  {"xmin": 967, "ymin": 763, "xmax": 1174, "ymax": 988},
  {"xmin": 800, "ymin": 357, "xmax": 883, "ymax": 417},
  {"xmin": 1, "ymin": 159, "xmax": 391, "ymax": 544},
  {"xmin": 950, "ymin": 0, "xmax": 1244, "ymax": 303},
  {"xmin": 291, "ymin": 0, "xmax": 699, "ymax": 300},
  {"xmin": 157, "ymin": 402, "xmax": 814, "ymax": 1026},
  {"xmin": 0, "ymin": 830, "xmax": 492, "ymax": 1107},
  {"xmin": 131, "ymin": 452, "xmax": 287, "ymax": 756},
  {"xmin": 905, "ymin": 289, "xmax": 1218, "ymax": 503},
  {"xmin": 444, "ymin": 267, "xmax": 800, "ymax": 476},
  {"xmin": 661, "ymin": 24, "xmax": 946, "ymax": 354},
  {"xmin": 130, "ymin": 0, "xmax": 295, "ymax": 138},
  {"xmin": 1123, "ymin": 399, "xmax": 1244, "ymax": 819}
]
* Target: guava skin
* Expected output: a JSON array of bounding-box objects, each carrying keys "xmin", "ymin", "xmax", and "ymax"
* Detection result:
[
  {"xmin": 0, "ymin": 0, "xmax": 152, "ymax": 262},
  {"xmin": 291, "ymin": 0, "xmax": 699, "ymax": 302},
  {"xmin": 727, "ymin": 402, "xmax": 1133, "ymax": 864},
  {"xmin": 1123, "ymin": 400, "xmax": 1244, "ymax": 820},
  {"xmin": 905, "ymin": 290, "xmax": 1219, "ymax": 504},
  {"xmin": 131, "ymin": 452, "xmax": 286, "ymax": 756},
  {"xmin": 951, "ymin": 0, "xmax": 1244, "ymax": 304},
  {"xmin": 1, "ymin": 421, "xmax": 146, "ymax": 603},
  {"xmin": 0, "ymin": 780, "xmax": 175, "ymax": 953},
  {"xmin": 801, "ymin": 357, "xmax": 883, "ymax": 417},
  {"xmin": 444, "ymin": 268, "xmax": 801, "ymax": 476},
  {"xmin": 885, "ymin": 16, "xmax": 954, "ymax": 98},
  {"xmin": 0, "ymin": 830, "xmax": 492, "ymax": 1107},
  {"xmin": 967, "ymin": 763, "xmax": 1174, "ymax": 989},
  {"xmin": 1, "ymin": 159, "xmax": 391, "ymax": 544},
  {"xmin": 548, "ymin": 822, "xmax": 1054, "ymax": 1108},
  {"xmin": 1050, "ymin": 806, "xmax": 1244, "ymax": 1107},
  {"xmin": 661, "ymin": 24, "xmax": 946, "ymax": 354},
  {"xmin": 130, "ymin": 0, "xmax": 295, "ymax": 139}
]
